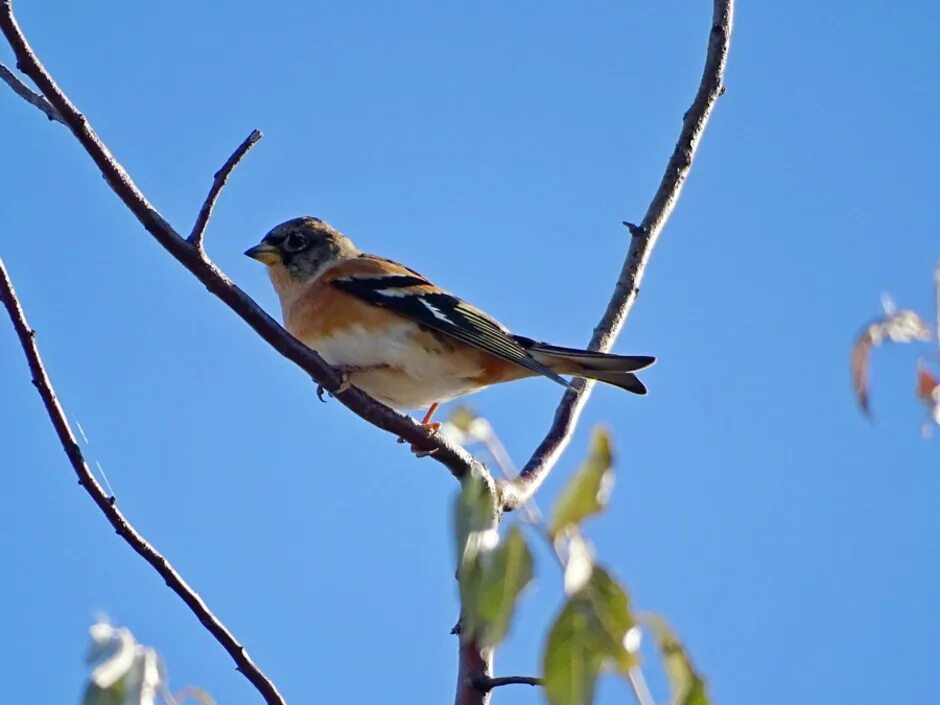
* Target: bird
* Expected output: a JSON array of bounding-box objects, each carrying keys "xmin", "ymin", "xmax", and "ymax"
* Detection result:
[{"xmin": 245, "ymin": 217, "xmax": 655, "ymax": 427}]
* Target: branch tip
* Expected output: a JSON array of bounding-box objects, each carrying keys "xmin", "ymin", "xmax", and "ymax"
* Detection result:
[
  {"xmin": 622, "ymin": 221, "xmax": 645, "ymax": 238},
  {"xmin": 470, "ymin": 675, "xmax": 543, "ymax": 693},
  {"xmin": 0, "ymin": 60, "xmax": 64, "ymax": 123},
  {"xmin": 189, "ymin": 129, "xmax": 264, "ymax": 249}
]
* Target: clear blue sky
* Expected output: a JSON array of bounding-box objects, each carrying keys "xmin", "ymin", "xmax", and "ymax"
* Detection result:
[{"xmin": 2, "ymin": 2, "xmax": 938, "ymax": 704}]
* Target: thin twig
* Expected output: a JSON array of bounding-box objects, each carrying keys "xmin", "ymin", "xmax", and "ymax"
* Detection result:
[
  {"xmin": 479, "ymin": 422, "xmax": 545, "ymax": 526},
  {"xmin": 0, "ymin": 0, "xmax": 480, "ymax": 482},
  {"xmin": 502, "ymin": 0, "xmax": 735, "ymax": 511},
  {"xmin": 189, "ymin": 129, "xmax": 263, "ymax": 250},
  {"xmin": 470, "ymin": 675, "xmax": 543, "ymax": 693},
  {"xmin": 0, "ymin": 60, "xmax": 62, "ymax": 122},
  {"xmin": 0, "ymin": 258, "xmax": 286, "ymax": 705}
]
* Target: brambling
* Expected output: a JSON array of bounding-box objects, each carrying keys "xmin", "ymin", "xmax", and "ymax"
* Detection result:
[{"xmin": 245, "ymin": 217, "xmax": 654, "ymax": 426}]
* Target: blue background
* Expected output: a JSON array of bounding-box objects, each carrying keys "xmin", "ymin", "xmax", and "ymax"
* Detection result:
[{"xmin": 2, "ymin": 2, "xmax": 938, "ymax": 704}]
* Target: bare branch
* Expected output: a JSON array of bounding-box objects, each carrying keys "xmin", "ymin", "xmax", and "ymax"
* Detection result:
[
  {"xmin": 189, "ymin": 129, "xmax": 263, "ymax": 250},
  {"xmin": 470, "ymin": 675, "xmax": 542, "ymax": 693},
  {"xmin": 0, "ymin": 258, "xmax": 286, "ymax": 705},
  {"xmin": 502, "ymin": 0, "xmax": 735, "ymax": 511},
  {"xmin": 0, "ymin": 0, "xmax": 479, "ymax": 482},
  {"xmin": 455, "ymin": 636, "xmax": 494, "ymax": 705},
  {"xmin": 0, "ymin": 60, "xmax": 62, "ymax": 122}
]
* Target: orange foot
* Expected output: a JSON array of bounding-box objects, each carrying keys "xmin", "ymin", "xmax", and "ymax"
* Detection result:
[{"xmin": 402, "ymin": 403, "xmax": 442, "ymax": 454}]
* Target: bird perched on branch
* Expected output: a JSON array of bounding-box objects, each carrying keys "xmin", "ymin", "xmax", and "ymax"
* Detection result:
[{"xmin": 245, "ymin": 217, "xmax": 654, "ymax": 427}]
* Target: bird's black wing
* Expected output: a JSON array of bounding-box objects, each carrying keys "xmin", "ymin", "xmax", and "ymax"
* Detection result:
[{"xmin": 332, "ymin": 269, "xmax": 571, "ymax": 387}]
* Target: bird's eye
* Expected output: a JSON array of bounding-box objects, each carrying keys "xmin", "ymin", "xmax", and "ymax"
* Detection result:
[{"xmin": 283, "ymin": 233, "xmax": 309, "ymax": 252}]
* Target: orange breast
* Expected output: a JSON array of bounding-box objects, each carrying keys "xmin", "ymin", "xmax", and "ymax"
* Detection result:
[
  {"xmin": 272, "ymin": 257, "xmax": 540, "ymax": 408},
  {"xmin": 284, "ymin": 276, "xmax": 393, "ymax": 344}
]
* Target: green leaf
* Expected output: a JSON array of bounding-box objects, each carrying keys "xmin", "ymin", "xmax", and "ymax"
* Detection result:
[
  {"xmin": 643, "ymin": 614, "xmax": 711, "ymax": 705},
  {"xmin": 447, "ymin": 405, "xmax": 480, "ymax": 434},
  {"xmin": 475, "ymin": 526, "xmax": 534, "ymax": 648},
  {"xmin": 549, "ymin": 428, "xmax": 614, "ymax": 539},
  {"xmin": 582, "ymin": 567, "xmax": 636, "ymax": 673},
  {"xmin": 453, "ymin": 470, "xmax": 498, "ymax": 639},
  {"xmin": 542, "ymin": 598, "xmax": 604, "ymax": 705},
  {"xmin": 82, "ymin": 682, "xmax": 124, "ymax": 705},
  {"xmin": 453, "ymin": 471, "xmax": 497, "ymax": 567},
  {"xmin": 543, "ymin": 568, "xmax": 638, "ymax": 705},
  {"xmin": 563, "ymin": 533, "xmax": 594, "ymax": 595},
  {"xmin": 83, "ymin": 621, "xmax": 208, "ymax": 705}
]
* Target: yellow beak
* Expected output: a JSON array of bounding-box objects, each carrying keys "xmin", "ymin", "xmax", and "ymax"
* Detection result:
[{"xmin": 244, "ymin": 242, "xmax": 281, "ymax": 265}]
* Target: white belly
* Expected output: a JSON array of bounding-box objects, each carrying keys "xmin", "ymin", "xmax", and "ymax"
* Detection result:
[{"xmin": 308, "ymin": 323, "xmax": 487, "ymax": 409}]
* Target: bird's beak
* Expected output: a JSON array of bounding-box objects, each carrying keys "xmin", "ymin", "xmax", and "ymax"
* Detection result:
[{"xmin": 244, "ymin": 241, "xmax": 281, "ymax": 265}]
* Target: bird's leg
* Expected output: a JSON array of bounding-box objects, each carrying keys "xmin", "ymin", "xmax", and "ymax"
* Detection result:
[
  {"xmin": 335, "ymin": 367, "xmax": 354, "ymax": 395},
  {"xmin": 420, "ymin": 402, "xmax": 441, "ymax": 432},
  {"xmin": 317, "ymin": 364, "xmax": 389, "ymax": 400},
  {"xmin": 399, "ymin": 403, "xmax": 443, "ymax": 453}
]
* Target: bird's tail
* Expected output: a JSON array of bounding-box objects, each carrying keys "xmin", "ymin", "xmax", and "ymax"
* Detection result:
[{"xmin": 518, "ymin": 338, "xmax": 656, "ymax": 395}]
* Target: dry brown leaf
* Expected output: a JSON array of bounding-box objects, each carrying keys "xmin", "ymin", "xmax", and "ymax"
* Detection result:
[
  {"xmin": 851, "ymin": 308, "xmax": 931, "ymax": 418},
  {"xmin": 917, "ymin": 361, "xmax": 940, "ymax": 436}
]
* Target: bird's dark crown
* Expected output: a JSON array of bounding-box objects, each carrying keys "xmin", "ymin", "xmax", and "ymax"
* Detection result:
[{"xmin": 253, "ymin": 216, "xmax": 358, "ymax": 280}]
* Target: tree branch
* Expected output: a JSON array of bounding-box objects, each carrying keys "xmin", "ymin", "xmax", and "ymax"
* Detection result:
[
  {"xmin": 470, "ymin": 675, "xmax": 542, "ymax": 693},
  {"xmin": 0, "ymin": 60, "xmax": 62, "ymax": 122},
  {"xmin": 501, "ymin": 0, "xmax": 735, "ymax": 511},
  {"xmin": 189, "ymin": 129, "xmax": 263, "ymax": 250},
  {"xmin": 0, "ymin": 0, "xmax": 479, "ymax": 483},
  {"xmin": 0, "ymin": 258, "xmax": 286, "ymax": 705},
  {"xmin": 455, "ymin": 634, "xmax": 494, "ymax": 705}
]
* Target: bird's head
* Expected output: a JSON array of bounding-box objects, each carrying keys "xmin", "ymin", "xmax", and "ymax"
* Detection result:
[{"xmin": 244, "ymin": 217, "xmax": 359, "ymax": 282}]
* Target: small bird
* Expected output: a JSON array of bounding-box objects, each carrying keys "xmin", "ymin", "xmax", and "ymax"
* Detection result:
[{"xmin": 245, "ymin": 217, "xmax": 654, "ymax": 427}]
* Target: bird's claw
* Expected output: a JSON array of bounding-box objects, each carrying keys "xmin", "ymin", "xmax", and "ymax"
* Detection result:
[
  {"xmin": 335, "ymin": 371, "xmax": 353, "ymax": 395},
  {"xmin": 318, "ymin": 368, "xmax": 356, "ymax": 402},
  {"xmin": 405, "ymin": 421, "xmax": 442, "ymax": 456},
  {"xmin": 411, "ymin": 444, "xmax": 440, "ymax": 458}
]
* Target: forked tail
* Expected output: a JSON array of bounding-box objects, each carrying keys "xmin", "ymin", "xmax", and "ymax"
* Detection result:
[{"xmin": 516, "ymin": 337, "xmax": 656, "ymax": 395}]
